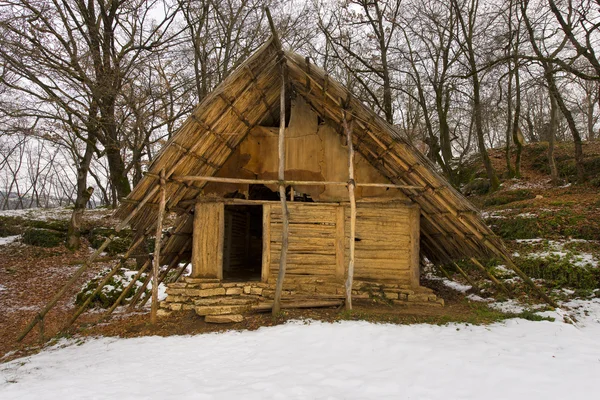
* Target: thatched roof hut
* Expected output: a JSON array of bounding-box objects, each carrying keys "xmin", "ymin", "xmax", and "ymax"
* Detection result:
[{"xmin": 115, "ymin": 37, "xmax": 507, "ymax": 269}]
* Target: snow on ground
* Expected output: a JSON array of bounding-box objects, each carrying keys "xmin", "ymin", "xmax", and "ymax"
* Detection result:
[
  {"xmin": 0, "ymin": 284, "xmax": 5, "ymax": 292},
  {"xmin": 515, "ymin": 239, "xmax": 599, "ymax": 268},
  {"xmin": 441, "ymin": 279, "xmax": 471, "ymax": 292},
  {"xmin": 0, "ymin": 206, "xmax": 112, "ymax": 221},
  {"xmin": 1, "ymin": 300, "xmax": 600, "ymax": 400},
  {"xmin": 0, "ymin": 235, "xmax": 20, "ymax": 246}
]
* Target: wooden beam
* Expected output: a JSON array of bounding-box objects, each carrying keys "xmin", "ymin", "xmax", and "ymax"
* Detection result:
[
  {"xmin": 151, "ymin": 170, "xmax": 167, "ymax": 324},
  {"xmin": 170, "ymin": 175, "xmax": 423, "ymax": 190},
  {"xmin": 265, "ymin": 7, "xmax": 282, "ymax": 51},
  {"xmin": 272, "ymin": 62, "xmax": 288, "ymax": 315},
  {"xmin": 343, "ymin": 109, "xmax": 356, "ymax": 311},
  {"xmin": 470, "ymin": 258, "xmax": 511, "ymax": 296}
]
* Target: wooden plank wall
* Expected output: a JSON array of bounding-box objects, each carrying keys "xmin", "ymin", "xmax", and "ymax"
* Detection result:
[
  {"xmin": 267, "ymin": 203, "xmax": 339, "ymax": 281},
  {"xmin": 266, "ymin": 202, "xmax": 419, "ymax": 285},
  {"xmin": 345, "ymin": 203, "xmax": 417, "ymax": 285}
]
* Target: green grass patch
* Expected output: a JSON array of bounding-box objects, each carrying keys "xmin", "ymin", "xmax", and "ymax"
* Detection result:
[{"xmin": 515, "ymin": 255, "xmax": 600, "ymax": 290}]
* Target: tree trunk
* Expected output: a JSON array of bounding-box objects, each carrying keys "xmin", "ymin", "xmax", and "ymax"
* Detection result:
[
  {"xmin": 505, "ymin": 65, "xmax": 515, "ymax": 178},
  {"xmin": 511, "ymin": 58, "xmax": 522, "ymax": 177},
  {"xmin": 547, "ymin": 72, "xmax": 585, "ymax": 183},
  {"xmin": 548, "ymin": 93, "xmax": 560, "ymax": 185}
]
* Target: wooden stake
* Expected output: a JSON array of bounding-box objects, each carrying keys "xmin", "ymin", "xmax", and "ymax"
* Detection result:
[
  {"xmin": 151, "ymin": 170, "xmax": 167, "ymax": 324},
  {"xmin": 453, "ymin": 262, "xmax": 481, "ymax": 292},
  {"xmin": 342, "ymin": 109, "xmax": 356, "ymax": 311},
  {"xmin": 273, "ymin": 60, "xmax": 288, "ymax": 315},
  {"xmin": 470, "ymin": 258, "xmax": 511, "ymax": 296},
  {"xmin": 16, "ymin": 235, "xmax": 114, "ymax": 342},
  {"xmin": 171, "ymin": 261, "xmax": 191, "ymax": 284}
]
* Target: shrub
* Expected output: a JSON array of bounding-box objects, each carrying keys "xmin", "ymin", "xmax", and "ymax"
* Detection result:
[
  {"xmin": 21, "ymin": 228, "xmax": 64, "ymax": 247},
  {"xmin": 482, "ymin": 189, "xmax": 536, "ymax": 207},
  {"xmin": 0, "ymin": 216, "xmax": 25, "ymax": 237}
]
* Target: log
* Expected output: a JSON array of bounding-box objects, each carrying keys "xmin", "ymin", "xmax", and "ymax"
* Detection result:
[
  {"xmin": 254, "ymin": 300, "xmax": 343, "ymax": 312},
  {"xmin": 343, "ymin": 109, "xmax": 356, "ymax": 311},
  {"xmin": 170, "ymin": 175, "xmax": 422, "ymax": 190},
  {"xmin": 16, "ymin": 235, "xmax": 115, "ymax": 342},
  {"xmin": 151, "ymin": 170, "xmax": 167, "ymax": 324},
  {"xmin": 273, "ymin": 59, "xmax": 289, "ymax": 315}
]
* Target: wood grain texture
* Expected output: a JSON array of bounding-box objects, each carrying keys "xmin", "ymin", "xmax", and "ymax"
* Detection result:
[{"xmin": 192, "ymin": 202, "xmax": 224, "ymax": 279}]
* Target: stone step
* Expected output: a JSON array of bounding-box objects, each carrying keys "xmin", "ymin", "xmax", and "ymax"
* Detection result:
[
  {"xmin": 205, "ymin": 314, "xmax": 244, "ymax": 324},
  {"xmin": 193, "ymin": 296, "xmax": 258, "ymax": 306},
  {"xmin": 195, "ymin": 304, "xmax": 251, "ymax": 316}
]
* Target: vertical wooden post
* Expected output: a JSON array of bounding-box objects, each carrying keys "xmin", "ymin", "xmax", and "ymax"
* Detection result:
[
  {"xmin": 342, "ymin": 109, "xmax": 356, "ymax": 310},
  {"xmin": 151, "ymin": 170, "xmax": 166, "ymax": 324},
  {"xmin": 273, "ymin": 60, "xmax": 289, "ymax": 315}
]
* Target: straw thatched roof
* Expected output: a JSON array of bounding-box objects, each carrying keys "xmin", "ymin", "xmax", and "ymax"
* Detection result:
[{"xmin": 114, "ymin": 37, "xmax": 509, "ymax": 268}]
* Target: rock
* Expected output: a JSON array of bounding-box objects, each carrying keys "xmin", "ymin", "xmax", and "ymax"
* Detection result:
[
  {"xmin": 157, "ymin": 309, "xmax": 171, "ymax": 318},
  {"xmin": 225, "ymin": 287, "xmax": 243, "ymax": 295},
  {"xmin": 428, "ymin": 294, "xmax": 437, "ymax": 301},
  {"xmin": 243, "ymin": 286, "xmax": 251, "ymax": 294},
  {"xmin": 199, "ymin": 283, "xmax": 223, "ymax": 289},
  {"xmin": 194, "ymin": 305, "xmax": 249, "ymax": 316},
  {"xmin": 384, "ymin": 291, "xmax": 399, "ymax": 300},
  {"xmin": 197, "ymin": 287, "xmax": 226, "ymax": 297},
  {"xmin": 169, "ymin": 282, "xmax": 187, "ymax": 288},
  {"xmin": 205, "ymin": 314, "xmax": 244, "ymax": 324},
  {"xmin": 250, "ymin": 287, "xmax": 263, "ymax": 295},
  {"xmin": 165, "ymin": 295, "xmax": 189, "ymax": 303},
  {"xmin": 535, "ymin": 195, "xmax": 544, "ymax": 199},
  {"xmin": 194, "ymin": 297, "xmax": 255, "ymax": 306},
  {"xmin": 169, "ymin": 303, "xmax": 182, "ymax": 311},
  {"xmin": 407, "ymin": 293, "xmax": 431, "ymax": 302},
  {"xmin": 184, "ymin": 277, "xmax": 220, "ymax": 284}
]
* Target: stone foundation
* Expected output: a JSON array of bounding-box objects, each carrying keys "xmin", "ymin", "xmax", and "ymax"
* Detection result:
[{"xmin": 160, "ymin": 277, "xmax": 443, "ymax": 322}]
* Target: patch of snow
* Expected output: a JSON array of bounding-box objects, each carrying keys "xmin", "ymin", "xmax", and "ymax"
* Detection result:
[
  {"xmin": 442, "ymin": 280, "xmax": 472, "ymax": 293},
  {"xmin": 2, "ymin": 303, "xmax": 600, "ymax": 399},
  {"xmin": 481, "ymin": 210, "xmax": 509, "ymax": 219},
  {"xmin": 515, "ymin": 212, "xmax": 537, "ymax": 219},
  {"xmin": 520, "ymin": 239, "xmax": 599, "ymax": 268},
  {"xmin": 515, "ymin": 238, "xmax": 544, "ymax": 243},
  {"xmin": 488, "ymin": 299, "xmax": 529, "ymax": 314},
  {"xmin": 466, "ymin": 294, "xmax": 493, "ymax": 302},
  {"xmin": 0, "ymin": 235, "xmax": 20, "ymax": 246},
  {"xmin": 0, "ymin": 284, "xmax": 6, "ymax": 292}
]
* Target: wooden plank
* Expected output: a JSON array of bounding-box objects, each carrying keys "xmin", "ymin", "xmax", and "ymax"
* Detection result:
[
  {"xmin": 409, "ymin": 205, "xmax": 421, "ymax": 287},
  {"xmin": 261, "ymin": 204, "xmax": 271, "ymax": 282},
  {"xmin": 192, "ymin": 202, "xmax": 224, "ymax": 279},
  {"xmin": 336, "ymin": 205, "xmax": 345, "ymax": 281},
  {"xmin": 151, "ymin": 171, "xmax": 167, "ymax": 324}
]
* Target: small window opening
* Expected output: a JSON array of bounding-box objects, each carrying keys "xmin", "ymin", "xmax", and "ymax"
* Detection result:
[{"xmin": 222, "ymin": 205, "xmax": 263, "ymax": 281}]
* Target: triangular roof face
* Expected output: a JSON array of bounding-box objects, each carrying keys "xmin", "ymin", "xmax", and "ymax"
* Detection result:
[{"xmin": 115, "ymin": 38, "xmax": 507, "ymax": 267}]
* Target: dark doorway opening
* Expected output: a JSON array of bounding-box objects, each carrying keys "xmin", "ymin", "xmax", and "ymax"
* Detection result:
[{"xmin": 222, "ymin": 205, "xmax": 263, "ymax": 281}]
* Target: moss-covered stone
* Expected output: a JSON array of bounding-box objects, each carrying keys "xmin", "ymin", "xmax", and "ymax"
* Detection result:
[{"xmin": 482, "ymin": 189, "xmax": 535, "ymax": 207}]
